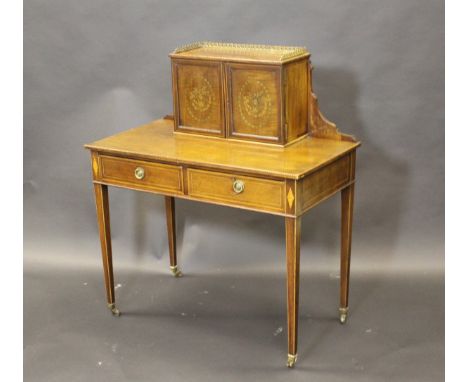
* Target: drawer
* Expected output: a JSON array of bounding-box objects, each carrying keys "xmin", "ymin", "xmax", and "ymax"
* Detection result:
[
  {"xmin": 99, "ymin": 156, "xmax": 183, "ymax": 194},
  {"xmin": 187, "ymin": 168, "xmax": 286, "ymax": 213}
]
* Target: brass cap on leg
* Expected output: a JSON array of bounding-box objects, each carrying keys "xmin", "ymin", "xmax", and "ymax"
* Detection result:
[
  {"xmin": 339, "ymin": 307, "xmax": 348, "ymax": 324},
  {"xmin": 170, "ymin": 265, "xmax": 182, "ymax": 277},
  {"xmin": 287, "ymin": 353, "xmax": 297, "ymax": 368},
  {"xmin": 107, "ymin": 303, "xmax": 121, "ymax": 317}
]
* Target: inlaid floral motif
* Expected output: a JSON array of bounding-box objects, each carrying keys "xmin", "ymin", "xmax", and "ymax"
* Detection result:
[
  {"xmin": 187, "ymin": 76, "xmax": 214, "ymax": 122},
  {"xmin": 238, "ymin": 80, "xmax": 272, "ymax": 129}
]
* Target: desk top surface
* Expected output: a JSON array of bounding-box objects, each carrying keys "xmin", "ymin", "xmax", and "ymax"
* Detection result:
[{"xmin": 85, "ymin": 119, "xmax": 359, "ymax": 179}]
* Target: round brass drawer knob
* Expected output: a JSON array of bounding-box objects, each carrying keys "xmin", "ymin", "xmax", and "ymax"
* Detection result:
[
  {"xmin": 134, "ymin": 167, "xmax": 145, "ymax": 180},
  {"xmin": 232, "ymin": 179, "xmax": 245, "ymax": 194}
]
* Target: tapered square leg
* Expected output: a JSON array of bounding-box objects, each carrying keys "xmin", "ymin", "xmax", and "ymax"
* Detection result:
[
  {"xmin": 285, "ymin": 216, "xmax": 301, "ymax": 368},
  {"xmin": 93, "ymin": 183, "xmax": 120, "ymax": 317},
  {"xmin": 340, "ymin": 184, "xmax": 354, "ymax": 324},
  {"xmin": 165, "ymin": 196, "xmax": 181, "ymax": 277}
]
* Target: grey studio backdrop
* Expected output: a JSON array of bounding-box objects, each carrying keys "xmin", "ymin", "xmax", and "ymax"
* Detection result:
[{"xmin": 24, "ymin": 1, "xmax": 444, "ymax": 381}]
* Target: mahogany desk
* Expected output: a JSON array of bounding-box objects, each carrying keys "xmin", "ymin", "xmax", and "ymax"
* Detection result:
[{"xmin": 85, "ymin": 116, "xmax": 360, "ymax": 368}]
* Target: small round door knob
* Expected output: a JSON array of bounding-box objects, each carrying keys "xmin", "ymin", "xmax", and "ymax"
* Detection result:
[
  {"xmin": 232, "ymin": 179, "xmax": 245, "ymax": 194},
  {"xmin": 134, "ymin": 167, "xmax": 145, "ymax": 180}
]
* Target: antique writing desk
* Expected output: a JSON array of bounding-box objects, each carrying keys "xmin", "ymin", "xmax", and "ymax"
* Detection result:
[{"xmin": 85, "ymin": 43, "xmax": 360, "ymax": 368}]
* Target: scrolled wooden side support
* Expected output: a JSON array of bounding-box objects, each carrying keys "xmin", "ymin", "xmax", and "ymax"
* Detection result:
[{"xmin": 309, "ymin": 91, "xmax": 357, "ymax": 143}]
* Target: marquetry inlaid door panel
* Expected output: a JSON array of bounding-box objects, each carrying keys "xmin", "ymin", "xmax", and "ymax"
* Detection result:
[
  {"xmin": 172, "ymin": 60, "xmax": 224, "ymax": 136},
  {"xmin": 226, "ymin": 64, "xmax": 281, "ymax": 143}
]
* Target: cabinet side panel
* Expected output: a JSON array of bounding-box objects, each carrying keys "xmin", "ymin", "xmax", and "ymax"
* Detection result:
[{"xmin": 284, "ymin": 59, "xmax": 309, "ymax": 142}]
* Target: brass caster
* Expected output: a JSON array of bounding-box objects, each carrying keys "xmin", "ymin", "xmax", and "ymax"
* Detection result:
[
  {"xmin": 287, "ymin": 353, "xmax": 297, "ymax": 368},
  {"xmin": 339, "ymin": 307, "xmax": 348, "ymax": 324},
  {"xmin": 170, "ymin": 265, "xmax": 182, "ymax": 278},
  {"xmin": 108, "ymin": 303, "xmax": 121, "ymax": 317}
]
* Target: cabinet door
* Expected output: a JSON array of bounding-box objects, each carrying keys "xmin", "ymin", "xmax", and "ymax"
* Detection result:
[
  {"xmin": 172, "ymin": 60, "xmax": 224, "ymax": 136},
  {"xmin": 226, "ymin": 64, "xmax": 282, "ymax": 143}
]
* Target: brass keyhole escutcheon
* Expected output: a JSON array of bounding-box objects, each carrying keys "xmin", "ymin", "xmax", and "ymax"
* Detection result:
[
  {"xmin": 134, "ymin": 167, "xmax": 145, "ymax": 180},
  {"xmin": 232, "ymin": 179, "xmax": 245, "ymax": 194}
]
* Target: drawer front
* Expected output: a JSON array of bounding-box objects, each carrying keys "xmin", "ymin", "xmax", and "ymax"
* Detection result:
[
  {"xmin": 187, "ymin": 168, "xmax": 286, "ymax": 213},
  {"xmin": 99, "ymin": 156, "xmax": 183, "ymax": 194}
]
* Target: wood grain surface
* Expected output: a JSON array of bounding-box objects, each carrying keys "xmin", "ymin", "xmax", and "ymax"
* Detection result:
[{"xmin": 85, "ymin": 118, "xmax": 359, "ymax": 180}]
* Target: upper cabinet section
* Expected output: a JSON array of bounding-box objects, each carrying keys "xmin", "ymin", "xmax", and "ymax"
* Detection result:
[{"xmin": 170, "ymin": 42, "xmax": 311, "ymax": 145}]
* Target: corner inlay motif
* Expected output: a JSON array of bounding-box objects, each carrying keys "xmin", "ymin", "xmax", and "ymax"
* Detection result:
[{"xmin": 287, "ymin": 187, "xmax": 295, "ymax": 209}]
